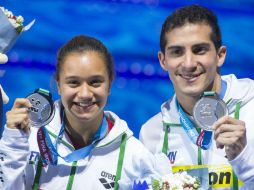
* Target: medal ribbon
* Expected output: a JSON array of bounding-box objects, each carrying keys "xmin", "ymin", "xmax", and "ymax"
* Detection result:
[
  {"xmin": 176, "ymin": 99, "xmax": 212, "ymax": 150},
  {"xmin": 37, "ymin": 113, "xmax": 108, "ymax": 165}
]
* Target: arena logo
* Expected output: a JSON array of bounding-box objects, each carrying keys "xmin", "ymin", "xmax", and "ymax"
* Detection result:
[{"xmin": 99, "ymin": 171, "xmax": 116, "ymax": 189}]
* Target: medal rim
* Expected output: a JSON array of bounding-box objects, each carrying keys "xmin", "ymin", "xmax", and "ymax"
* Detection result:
[
  {"xmin": 193, "ymin": 96, "xmax": 228, "ymax": 131},
  {"xmin": 26, "ymin": 92, "xmax": 55, "ymax": 128}
]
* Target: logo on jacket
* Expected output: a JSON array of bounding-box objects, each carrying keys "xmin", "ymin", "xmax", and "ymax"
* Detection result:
[
  {"xmin": 28, "ymin": 151, "xmax": 40, "ymax": 163},
  {"xmin": 99, "ymin": 171, "xmax": 116, "ymax": 189},
  {"xmin": 167, "ymin": 151, "xmax": 177, "ymax": 164}
]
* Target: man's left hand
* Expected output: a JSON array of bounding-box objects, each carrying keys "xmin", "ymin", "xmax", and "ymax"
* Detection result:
[{"xmin": 213, "ymin": 115, "xmax": 246, "ymax": 160}]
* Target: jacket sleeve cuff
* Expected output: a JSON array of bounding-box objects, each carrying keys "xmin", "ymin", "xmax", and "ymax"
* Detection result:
[
  {"xmin": 229, "ymin": 143, "xmax": 254, "ymax": 184},
  {"xmin": 1, "ymin": 126, "xmax": 30, "ymax": 150}
]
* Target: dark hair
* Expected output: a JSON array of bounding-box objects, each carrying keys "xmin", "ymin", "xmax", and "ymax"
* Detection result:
[
  {"xmin": 160, "ymin": 5, "xmax": 222, "ymax": 53},
  {"xmin": 55, "ymin": 35, "xmax": 115, "ymax": 82}
]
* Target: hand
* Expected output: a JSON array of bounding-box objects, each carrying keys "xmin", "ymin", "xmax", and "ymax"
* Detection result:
[
  {"xmin": 0, "ymin": 53, "xmax": 8, "ymax": 64},
  {"xmin": 213, "ymin": 115, "xmax": 246, "ymax": 160},
  {"xmin": 6, "ymin": 98, "xmax": 32, "ymax": 133},
  {"xmin": 0, "ymin": 84, "xmax": 9, "ymax": 104}
]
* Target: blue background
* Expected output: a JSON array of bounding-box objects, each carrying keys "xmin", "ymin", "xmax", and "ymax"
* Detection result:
[{"xmin": 1, "ymin": 0, "xmax": 254, "ymax": 137}]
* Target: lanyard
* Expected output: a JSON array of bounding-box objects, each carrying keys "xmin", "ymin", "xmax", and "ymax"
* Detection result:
[
  {"xmin": 37, "ymin": 112, "xmax": 108, "ymax": 165},
  {"xmin": 33, "ymin": 133, "xmax": 127, "ymax": 190},
  {"xmin": 176, "ymin": 99, "xmax": 213, "ymax": 150}
]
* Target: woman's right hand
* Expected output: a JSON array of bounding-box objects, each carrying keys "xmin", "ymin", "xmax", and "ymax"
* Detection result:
[{"xmin": 6, "ymin": 98, "xmax": 32, "ymax": 133}]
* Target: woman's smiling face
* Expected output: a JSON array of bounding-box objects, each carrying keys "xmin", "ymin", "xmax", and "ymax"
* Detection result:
[{"xmin": 57, "ymin": 51, "xmax": 110, "ymax": 123}]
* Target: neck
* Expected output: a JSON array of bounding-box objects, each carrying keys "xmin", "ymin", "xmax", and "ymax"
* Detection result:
[
  {"xmin": 65, "ymin": 112, "xmax": 104, "ymax": 149},
  {"xmin": 176, "ymin": 75, "xmax": 222, "ymax": 115}
]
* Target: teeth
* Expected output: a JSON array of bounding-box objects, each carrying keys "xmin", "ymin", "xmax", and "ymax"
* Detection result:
[
  {"xmin": 181, "ymin": 74, "xmax": 199, "ymax": 78},
  {"xmin": 76, "ymin": 102, "xmax": 92, "ymax": 107}
]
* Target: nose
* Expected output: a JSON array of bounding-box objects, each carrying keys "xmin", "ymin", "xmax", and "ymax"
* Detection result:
[
  {"xmin": 77, "ymin": 83, "xmax": 93, "ymax": 99},
  {"xmin": 182, "ymin": 51, "xmax": 197, "ymax": 72}
]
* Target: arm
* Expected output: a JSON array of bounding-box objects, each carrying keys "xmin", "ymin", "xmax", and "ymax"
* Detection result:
[
  {"xmin": 213, "ymin": 116, "xmax": 254, "ymax": 186},
  {"xmin": 0, "ymin": 98, "xmax": 32, "ymax": 190}
]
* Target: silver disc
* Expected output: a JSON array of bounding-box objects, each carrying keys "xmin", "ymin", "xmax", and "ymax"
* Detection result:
[
  {"xmin": 26, "ymin": 92, "xmax": 55, "ymax": 128},
  {"xmin": 193, "ymin": 96, "xmax": 228, "ymax": 131}
]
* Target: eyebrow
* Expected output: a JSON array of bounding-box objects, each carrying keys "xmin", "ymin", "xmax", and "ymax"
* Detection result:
[
  {"xmin": 65, "ymin": 75, "xmax": 105, "ymax": 80},
  {"xmin": 166, "ymin": 45, "xmax": 182, "ymax": 51},
  {"xmin": 166, "ymin": 43, "xmax": 211, "ymax": 50},
  {"xmin": 192, "ymin": 43, "xmax": 211, "ymax": 48}
]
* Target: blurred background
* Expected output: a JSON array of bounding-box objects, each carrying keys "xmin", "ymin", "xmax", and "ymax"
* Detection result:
[{"xmin": 1, "ymin": 0, "xmax": 254, "ymax": 137}]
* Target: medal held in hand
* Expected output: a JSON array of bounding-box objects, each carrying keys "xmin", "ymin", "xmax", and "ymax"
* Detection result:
[
  {"xmin": 26, "ymin": 88, "xmax": 55, "ymax": 128},
  {"xmin": 193, "ymin": 91, "xmax": 228, "ymax": 131}
]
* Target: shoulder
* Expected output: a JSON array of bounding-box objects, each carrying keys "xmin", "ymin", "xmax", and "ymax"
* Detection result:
[
  {"xmin": 139, "ymin": 112, "xmax": 164, "ymax": 148},
  {"xmin": 140, "ymin": 112, "xmax": 163, "ymax": 134}
]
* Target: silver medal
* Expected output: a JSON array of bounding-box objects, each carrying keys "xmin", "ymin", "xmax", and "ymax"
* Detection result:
[
  {"xmin": 26, "ymin": 92, "xmax": 55, "ymax": 128},
  {"xmin": 193, "ymin": 95, "xmax": 228, "ymax": 131}
]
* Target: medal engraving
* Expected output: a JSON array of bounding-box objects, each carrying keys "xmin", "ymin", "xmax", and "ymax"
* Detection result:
[
  {"xmin": 26, "ymin": 91, "xmax": 54, "ymax": 128},
  {"xmin": 193, "ymin": 95, "xmax": 228, "ymax": 131}
]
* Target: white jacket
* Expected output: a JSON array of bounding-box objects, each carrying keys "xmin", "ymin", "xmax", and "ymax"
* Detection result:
[
  {"xmin": 0, "ymin": 101, "xmax": 170, "ymax": 190},
  {"xmin": 140, "ymin": 74, "xmax": 254, "ymax": 190}
]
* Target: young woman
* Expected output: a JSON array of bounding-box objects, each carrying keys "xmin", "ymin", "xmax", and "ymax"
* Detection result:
[{"xmin": 0, "ymin": 35, "xmax": 169, "ymax": 190}]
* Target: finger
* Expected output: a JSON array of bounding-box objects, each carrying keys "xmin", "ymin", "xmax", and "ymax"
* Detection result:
[
  {"xmin": 6, "ymin": 113, "xmax": 30, "ymax": 129},
  {"xmin": 213, "ymin": 115, "xmax": 244, "ymax": 131},
  {"xmin": 19, "ymin": 120, "xmax": 31, "ymax": 133},
  {"xmin": 12, "ymin": 98, "xmax": 32, "ymax": 109},
  {"xmin": 216, "ymin": 136, "xmax": 239, "ymax": 146},
  {"xmin": 214, "ymin": 123, "xmax": 245, "ymax": 140},
  {"xmin": 216, "ymin": 141, "xmax": 224, "ymax": 149}
]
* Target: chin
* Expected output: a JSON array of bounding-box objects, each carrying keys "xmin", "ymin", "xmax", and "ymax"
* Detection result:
[{"xmin": 181, "ymin": 86, "xmax": 206, "ymax": 97}]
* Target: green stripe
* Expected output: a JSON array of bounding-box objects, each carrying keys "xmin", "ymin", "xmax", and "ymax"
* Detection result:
[
  {"xmin": 196, "ymin": 128, "xmax": 202, "ymax": 165},
  {"xmin": 162, "ymin": 125, "xmax": 169, "ymax": 155},
  {"xmin": 226, "ymin": 98, "xmax": 232, "ymax": 105},
  {"xmin": 203, "ymin": 91, "xmax": 216, "ymax": 96},
  {"xmin": 162, "ymin": 123, "xmax": 181, "ymax": 155},
  {"xmin": 232, "ymin": 101, "xmax": 241, "ymax": 190},
  {"xmin": 32, "ymin": 159, "xmax": 43, "ymax": 190},
  {"xmin": 38, "ymin": 88, "xmax": 50, "ymax": 96},
  {"xmin": 162, "ymin": 122, "xmax": 181, "ymax": 127},
  {"xmin": 66, "ymin": 161, "xmax": 78, "ymax": 190},
  {"xmin": 114, "ymin": 133, "xmax": 127, "ymax": 190},
  {"xmin": 47, "ymin": 129, "xmax": 74, "ymax": 150}
]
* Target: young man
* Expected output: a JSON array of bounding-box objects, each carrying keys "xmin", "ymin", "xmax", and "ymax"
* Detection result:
[{"xmin": 140, "ymin": 5, "xmax": 254, "ymax": 189}]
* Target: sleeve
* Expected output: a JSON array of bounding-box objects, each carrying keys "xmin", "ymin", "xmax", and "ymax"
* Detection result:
[
  {"xmin": 0, "ymin": 127, "xmax": 30, "ymax": 190},
  {"xmin": 229, "ymin": 142, "xmax": 254, "ymax": 188}
]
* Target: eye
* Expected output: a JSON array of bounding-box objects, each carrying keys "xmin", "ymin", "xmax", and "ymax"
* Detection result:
[
  {"xmin": 89, "ymin": 79, "xmax": 103, "ymax": 87},
  {"xmin": 168, "ymin": 47, "xmax": 184, "ymax": 57},
  {"xmin": 192, "ymin": 45, "xmax": 209, "ymax": 55},
  {"xmin": 67, "ymin": 80, "xmax": 80, "ymax": 87}
]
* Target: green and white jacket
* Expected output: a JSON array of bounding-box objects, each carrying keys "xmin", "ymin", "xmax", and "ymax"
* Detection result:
[
  {"xmin": 140, "ymin": 74, "xmax": 254, "ymax": 190},
  {"xmin": 0, "ymin": 101, "xmax": 170, "ymax": 190}
]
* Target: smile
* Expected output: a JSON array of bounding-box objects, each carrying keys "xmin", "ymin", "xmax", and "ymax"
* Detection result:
[
  {"xmin": 180, "ymin": 73, "xmax": 201, "ymax": 82},
  {"xmin": 74, "ymin": 102, "xmax": 95, "ymax": 109}
]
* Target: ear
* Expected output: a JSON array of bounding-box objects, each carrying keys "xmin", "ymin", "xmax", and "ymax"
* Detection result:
[
  {"xmin": 217, "ymin": 46, "xmax": 226, "ymax": 68},
  {"xmin": 158, "ymin": 51, "xmax": 167, "ymax": 71}
]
